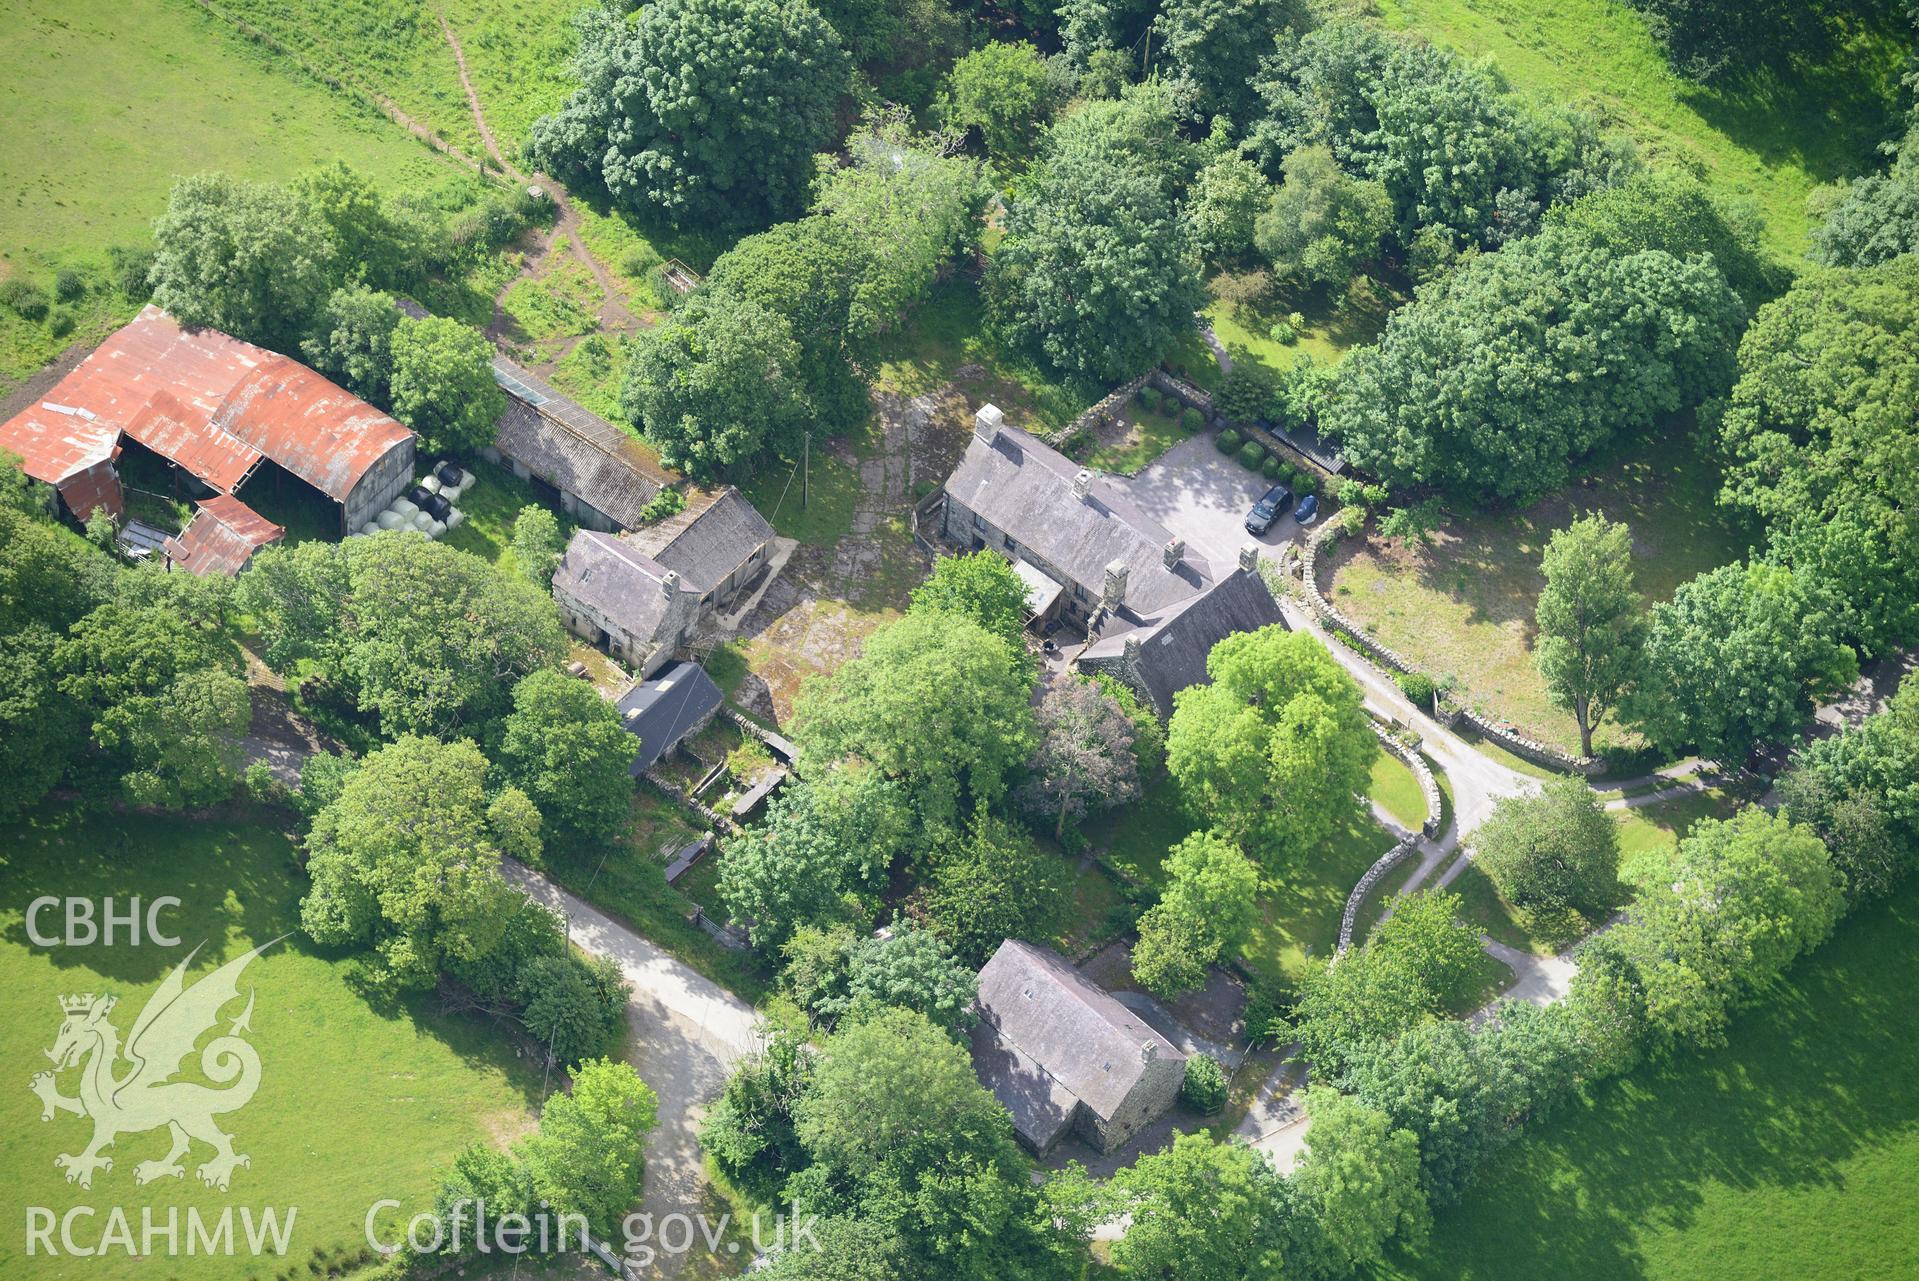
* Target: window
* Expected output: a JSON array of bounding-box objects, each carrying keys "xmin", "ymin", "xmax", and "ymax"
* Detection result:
[
  {"xmin": 972, "ymin": 511, "xmax": 984, "ymax": 530},
  {"xmin": 1003, "ymin": 533, "xmax": 1017, "ymax": 553}
]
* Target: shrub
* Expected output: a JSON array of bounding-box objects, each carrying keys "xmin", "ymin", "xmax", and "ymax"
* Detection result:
[
  {"xmin": 1237, "ymin": 441, "xmax": 1266, "ymax": 470},
  {"xmin": 1269, "ymin": 320, "xmax": 1297, "ymax": 345},
  {"xmin": 639, "ymin": 487, "xmax": 686, "ymax": 523},
  {"xmin": 1181, "ymin": 1053, "xmax": 1229, "ymax": 1114},
  {"xmin": 108, "ymin": 245, "xmax": 157, "ymax": 299},
  {"xmin": 1261, "ymin": 454, "xmax": 1283, "ymax": 478},
  {"xmin": 52, "ymin": 269, "xmax": 85, "ymax": 302},
  {"xmin": 1278, "ymin": 464, "xmax": 1299, "ymax": 489},
  {"xmin": 1395, "ymin": 671, "xmax": 1437, "ymax": 705},
  {"xmin": 1135, "ymin": 383, "xmax": 1152, "ymax": 406},
  {"xmin": 48, "ymin": 309, "xmax": 75, "ymax": 339},
  {"xmin": 1287, "ymin": 311, "xmax": 1305, "ymax": 328},
  {"xmin": 0, "ymin": 279, "xmax": 49, "ymax": 321},
  {"xmin": 1181, "ymin": 406, "xmax": 1205, "ymax": 432},
  {"xmin": 1295, "ymin": 472, "xmax": 1318, "ymax": 496},
  {"xmin": 1216, "ymin": 428, "xmax": 1242, "ymax": 454}
]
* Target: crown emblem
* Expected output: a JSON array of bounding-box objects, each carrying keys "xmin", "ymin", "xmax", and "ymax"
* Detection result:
[{"xmin": 59, "ymin": 993, "xmax": 110, "ymax": 1016}]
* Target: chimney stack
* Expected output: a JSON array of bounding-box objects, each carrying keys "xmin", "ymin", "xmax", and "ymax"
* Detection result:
[
  {"xmin": 660, "ymin": 569, "xmax": 680, "ymax": 597},
  {"xmin": 974, "ymin": 403, "xmax": 1005, "ymax": 444},
  {"xmin": 1239, "ymin": 545, "xmax": 1261, "ymax": 574},
  {"xmin": 1122, "ymin": 636, "xmax": 1142, "ymax": 663},
  {"xmin": 1102, "ymin": 559, "xmax": 1129, "ymax": 609},
  {"xmin": 1163, "ymin": 537, "xmax": 1184, "ymax": 570},
  {"xmin": 1072, "ymin": 469, "xmax": 1093, "ymax": 501}
]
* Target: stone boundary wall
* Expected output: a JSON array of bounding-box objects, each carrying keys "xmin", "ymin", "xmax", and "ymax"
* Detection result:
[
  {"xmin": 1337, "ymin": 835, "xmax": 1421, "ymax": 954},
  {"xmin": 722, "ymin": 707, "xmax": 798, "ymax": 763},
  {"xmin": 1375, "ymin": 727, "xmax": 1444, "ymax": 840},
  {"xmin": 1042, "ymin": 373, "xmax": 1156, "ymax": 448},
  {"xmin": 1302, "ymin": 522, "xmax": 1605, "ymax": 777}
]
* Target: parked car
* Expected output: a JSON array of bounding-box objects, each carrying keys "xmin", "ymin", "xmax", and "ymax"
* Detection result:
[
  {"xmin": 1294, "ymin": 494, "xmax": 1319, "ymax": 525},
  {"xmin": 1244, "ymin": 484, "xmax": 1293, "ymax": 535}
]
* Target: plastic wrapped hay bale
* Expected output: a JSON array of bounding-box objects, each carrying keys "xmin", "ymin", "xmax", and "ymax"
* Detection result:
[
  {"xmin": 426, "ymin": 518, "xmax": 447, "ymax": 538},
  {"xmin": 440, "ymin": 479, "xmax": 465, "ymax": 501},
  {"xmin": 412, "ymin": 510, "xmax": 435, "ymax": 531},
  {"xmin": 391, "ymin": 498, "xmax": 418, "ymax": 517},
  {"xmin": 375, "ymin": 510, "xmax": 403, "ymax": 531},
  {"xmin": 419, "ymin": 475, "xmax": 442, "ymax": 495},
  {"xmin": 444, "ymin": 509, "xmax": 467, "ymax": 530},
  {"xmin": 454, "ymin": 468, "xmax": 475, "ymax": 490},
  {"xmin": 360, "ymin": 522, "xmax": 381, "ymax": 537}
]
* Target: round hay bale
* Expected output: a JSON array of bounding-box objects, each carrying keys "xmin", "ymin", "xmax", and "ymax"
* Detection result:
[
  {"xmin": 412, "ymin": 510, "xmax": 435, "ymax": 531},
  {"xmin": 376, "ymin": 511, "xmax": 403, "ymax": 530},
  {"xmin": 426, "ymin": 518, "xmax": 447, "ymax": 537},
  {"xmin": 419, "ymin": 475, "xmax": 442, "ymax": 494},
  {"xmin": 444, "ymin": 509, "xmax": 467, "ymax": 530},
  {"xmin": 391, "ymin": 499, "xmax": 418, "ymax": 517},
  {"xmin": 360, "ymin": 522, "xmax": 381, "ymax": 537}
]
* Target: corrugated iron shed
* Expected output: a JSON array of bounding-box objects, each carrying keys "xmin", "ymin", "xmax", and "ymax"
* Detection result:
[
  {"xmin": 162, "ymin": 493, "xmax": 285, "ymax": 577},
  {"xmin": 0, "ymin": 306, "xmax": 414, "ymax": 511}
]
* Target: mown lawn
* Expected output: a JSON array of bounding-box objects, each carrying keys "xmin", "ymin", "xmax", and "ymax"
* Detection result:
[
  {"xmin": 1381, "ymin": 0, "xmax": 1908, "ymax": 260},
  {"xmin": 738, "ymin": 442, "xmax": 862, "ymax": 549},
  {"xmin": 1086, "ymin": 774, "xmax": 1398, "ymax": 992},
  {"xmin": 1071, "ymin": 401, "xmax": 1195, "ymax": 476},
  {"xmin": 1381, "ymin": 883, "xmax": 1919, "ymax": 1280},
  {"xmin": 0, "ymin": 0, "xmax": 473, "ymax": 394},
  {"xmin": 1613, "ymin": 787, "xmax": 1748, "ymax": 880},
  {"xmin": 1324, "ymin": 440, "xmax": 1756, "ymax": 755},
  {"xmin": 1369, "ymin": 751, "xmax": 1428, "ymax": 830},
  {"xmin": 439, "ymin": 457, "xmax": 580, "ymax": 572},
  {"xmin": 0, "ymin": 805, "xmax": 543, "ymax": 1280}
]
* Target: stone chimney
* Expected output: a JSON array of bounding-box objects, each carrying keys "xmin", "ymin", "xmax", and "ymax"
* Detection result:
[
  {"xmin": 974, "ymin": 403, "xmax": 1005, "ymax": 444},
  {"xmin": 660, "ymin": 569, "xmax": 680, "ymax": 597},
  {"xmin": 1163, "ymin": 538, "xmax": 1184, "ymax": 570},
  {"xmin": 1122, "ymin": 636, "xmax": 1142, "ymax": 663},
  {"xmin": 1140, "ymin": 1040, "xmax": 1159, "ymax": 1065},
  {"xmin": 1239, "ymin": 545, "xmax": 1261, "ymax": 574},
  {"xmin": 1102, "ymin": 559, "xmax": 1129, "ymax": 609},
  {"xmin": 1072, "ymin": 469, "xmax": 1093, "ymax": 501}
]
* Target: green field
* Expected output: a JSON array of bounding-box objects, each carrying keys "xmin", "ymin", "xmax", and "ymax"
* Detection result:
[
  {"xmin": 1325, "ymin": 440, "xmax": 1757, "ymax": 755},
  {"xmin": 1381, "ymin": 882, "xmax": 1919, "ymax": 1280},
  {"xmin": 0, "ymin": 805, "xmax": 541, "ymax": 1280},
  {"xmin": 1382, "ymin": 0, "xmax": 1908, "ymax": 259}
]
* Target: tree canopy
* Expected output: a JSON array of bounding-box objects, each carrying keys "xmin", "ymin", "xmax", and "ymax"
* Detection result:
[
  {"xmin": 1166, "ymin": 625, "xmax": 1375, "ymax": 860},
  {"xmin": 1474, "ymin": 776, "xmax": 1620, "ymax": 932},
  {"xmin": 529, "ymin": 0, "xmax": 850, "ymax": 228},
  {"xmin": 1533, "ymin": 513, "xmax": 1646, "ymax": 757},
  {"xmin": 496, "ymin": 668, "xmax": 636, "ymax": 845},
  {"xmin": 388, "ymin": 314, "xmax": 504, "ymax": 456}
]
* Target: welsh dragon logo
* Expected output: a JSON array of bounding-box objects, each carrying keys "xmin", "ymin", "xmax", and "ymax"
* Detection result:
[{"xmin": 30, "ymin": 939, "xmax": 281, "ymax": 1191}]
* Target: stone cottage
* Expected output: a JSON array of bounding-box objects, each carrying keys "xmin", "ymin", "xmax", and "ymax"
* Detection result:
[
  {"xmin": 969, "ymin": 940, "xmax": 1186, "ymax": 1155},
  {"xmin": 939, "ymin": 403, "xmax": 1285, "ymax": 716}
]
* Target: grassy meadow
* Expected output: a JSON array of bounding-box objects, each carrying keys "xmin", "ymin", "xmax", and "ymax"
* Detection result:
[
  {"xmin": 1380, "ymin": 882, "xmax": 1919, "ymax": 1281},
  {"xmin": 0, "ymin": 805, "xmax": 543, "ymax": 1280},
  {"xmin": 1381, "ymin": 0, "xmax": 1909, "ymax": 260}
]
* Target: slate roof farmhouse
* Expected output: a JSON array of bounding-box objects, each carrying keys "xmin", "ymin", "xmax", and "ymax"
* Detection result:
[
  {"xmin": 969, "ymin": 940, "xmax": 1186, "ymax": 1155},
  {"xmin": 0, "ymin": 306, "xmax": 416, "ymax": 568},
  {"xmin": 552, "ymin": 486, "xmax": 777, "ymax": 677},
  {"xmin": 940, "ymin": 403, "xmax": 1285, "ymax": 717}
]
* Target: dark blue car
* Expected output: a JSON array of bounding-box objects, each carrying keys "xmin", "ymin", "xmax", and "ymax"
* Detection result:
[
  {"xmin": 1244, "ymin": 484, "xmax": 1293, "ymax": 535},
  {"xmin": 1294, "ymin": 494, "xmax": 1319, "ymax": 525}
]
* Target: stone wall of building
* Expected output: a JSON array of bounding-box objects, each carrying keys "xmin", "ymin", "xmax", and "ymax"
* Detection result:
[{"xmin": 1080, "ymin": 1047, "xmax": 1187, "ymax": 1154}]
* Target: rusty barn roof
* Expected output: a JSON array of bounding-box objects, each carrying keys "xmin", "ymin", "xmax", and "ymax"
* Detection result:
[
  {"xmin": 0, "ymin": 306, "xmax": 414, "ymax": 506},
  {"xmin": 163, "ymin": 493, "xmax": 285, "ymax": 577}
]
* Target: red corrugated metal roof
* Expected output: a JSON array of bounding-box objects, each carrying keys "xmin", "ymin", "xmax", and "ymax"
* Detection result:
[
  {"xmin": 163, "ymin": 494, "xmax": 284, "ymax": 577},
  {"xmin": 57, "ymin": 459, "xmax": 125, "ymax": 521},
  {"xmin": 0, "ymin": 306, "xmax": 414, "ymax": 508}
]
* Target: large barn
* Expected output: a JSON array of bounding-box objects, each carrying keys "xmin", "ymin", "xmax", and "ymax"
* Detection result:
[{"xmin": 0, "ymin": 306, "xmax": 417, "ymax": 563}]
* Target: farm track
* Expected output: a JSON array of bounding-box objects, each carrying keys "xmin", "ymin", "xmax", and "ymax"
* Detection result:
[{"xmin": 432, "ymin": 8, "xmax": 644, "ymax": 353}]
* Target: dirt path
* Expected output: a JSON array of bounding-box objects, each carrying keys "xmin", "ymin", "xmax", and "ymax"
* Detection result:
[{"xmin": 432, "ymin": 8, "xmax": 643, "ymax": 347}]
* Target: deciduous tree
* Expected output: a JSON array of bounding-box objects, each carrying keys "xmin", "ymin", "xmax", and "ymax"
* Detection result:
[
  {"xmin": 1019, "ymin": 679, "xmax": 1141, "ymax": 839},
  {"xmin": 496, "ymin": 668, "xmax": 635, "ymax": 844},
  {"xmin": 1108, "ymin": 1132, "xmax": 1290, "ymax": 1279},
  {"xmin": 389, "ymin": 315, "xmax": 504, "ymax": 456},
  {"xmin": 1475, "ymin": 777, "xmax": 1620, "ymax": 929},
  {"xmin": 1533, "ymin": 513, "xmax": 1645, "ymax": 757},
  {"xmin": 523, "ymin": 1057, "xmax": 658, "ymax": 1235}
]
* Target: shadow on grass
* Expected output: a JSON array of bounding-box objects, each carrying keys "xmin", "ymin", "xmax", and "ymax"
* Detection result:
[{"xmin": 1389, "ymin": 887, "xmax": 1919, "ymax": 1280}]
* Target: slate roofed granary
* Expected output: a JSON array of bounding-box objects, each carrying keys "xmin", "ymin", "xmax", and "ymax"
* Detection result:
[
  {"xmin": 940, "ymin": 403, "xmax": 1285, "ymax": 717},
  {"xmin": 969, "ymin": 940, "xmax": 1186, "ymax": 1155},
  {"xmin": 0, "ymin": 306, "xmax": 416, "ymax": 544}
]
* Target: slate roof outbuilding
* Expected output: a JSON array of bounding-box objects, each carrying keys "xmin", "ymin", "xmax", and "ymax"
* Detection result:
[
  {"xmin": 1079, "ymin": 566, "xmax": 1287, "ymax": 717},
  {"xmin": 623, "ymin": 487, "xmax": 776, "ymax": 597},
  {"xmin": 616, "ymin": 662, "xmax": 724, "ymax": 774}
]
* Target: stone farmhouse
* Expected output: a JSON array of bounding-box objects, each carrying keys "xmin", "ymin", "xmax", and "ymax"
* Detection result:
[
  {"xmin": 552, "ymin": 487, "xmax": 777, "ymax": 677},
  {"xmin": 969, "ymin": 940, "xmax": 1186, "ymax": 1155},
  {"xmin": 939, "ymin": 403, "xmax": 1285, "ymax": 717},
  {"xmin": 0, "ymin": 306, "xmax": 416, "ymax": 570}
]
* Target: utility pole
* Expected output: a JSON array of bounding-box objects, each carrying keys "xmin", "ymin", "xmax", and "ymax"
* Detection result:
[{"xmin": 802, "ymin": 432, "xmax": 810, "ymax": 509}]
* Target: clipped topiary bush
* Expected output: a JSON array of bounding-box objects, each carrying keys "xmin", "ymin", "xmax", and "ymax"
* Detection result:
[
  {"xmin": 1237, "ymin": 441, "xmax": 1266, "ymax": 470},
  {"xmin": 1396, "ymin": 671, "xmax": 1437, "ymax": 705},
  {"xmin": 1181, "ymin": 407, "xmax": 1205, "ymax": 432},
  {"xmin": 1278, "ymin": 464, "xmax": 1299, "ymax": 489},
  {"xmin": 1261, "ymin": 454, "xmax": 1282, "ymax": 478},
  {"xmin": 1216, "ymin": 428, "xmax": 1242, "ymax": 454},
  {"xmin": 1181, "ymin": 1053, "xmax": 1229, "ymax": 1114}
]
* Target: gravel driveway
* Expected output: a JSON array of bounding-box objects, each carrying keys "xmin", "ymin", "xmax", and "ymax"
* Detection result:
[{"xmin": 1108, "ymin": 434, "xmax": 1304, "ymax": 570}]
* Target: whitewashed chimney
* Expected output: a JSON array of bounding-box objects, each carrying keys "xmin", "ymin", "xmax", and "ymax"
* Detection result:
[
  {"xmin": 974, "ymin": 403, "xmax": 1005, "ymax": 444},
  {"xmin": 1072, "ymin": 469, "xmax": 1094, "ymax": 500},
  {"xmin": 1163, "ymin": 538, "xmax": 1184, "ymax": 570},
  {"xmin": 661, "ymin": 569, "xmax": 680, "ymax": 597},
  {"xmin": 1239, "ymin": 545, "xmax": 1260, "ymax": 573}
]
